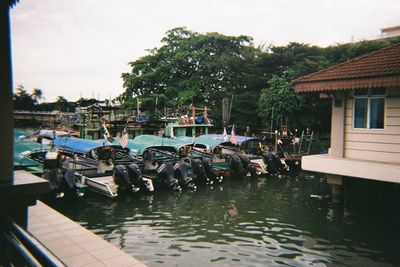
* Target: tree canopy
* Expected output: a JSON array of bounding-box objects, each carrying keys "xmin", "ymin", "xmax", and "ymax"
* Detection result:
[
  {"xmin": 16, "ymin": 28, "xmax": 400, "ymax": 135},
  {"xmin": 258, "ymin": 73, "xmax": 302, "ymax": 128},
  {"xmin": 121, "ymin": 29, "xmax": 400, "ymax": 133},
  {"xmin": 121, "ymin": 27, "xmax": 259, "ymax": 111}
]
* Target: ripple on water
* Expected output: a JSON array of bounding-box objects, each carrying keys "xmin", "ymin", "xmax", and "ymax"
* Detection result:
[
  {"xmin": 176, "ymin": 235, "xmax": 206, "ymax": 241},
  {"xmin": 46, "ymin": 171, "xmax": 400, "ymax": 267},
  {"xmin": 238, "ymin": 222, "xmax": 255, "ymax": 226},
  {"xmin": 210, "ymin": 257, "xmax": 226, "ymax": 262}
]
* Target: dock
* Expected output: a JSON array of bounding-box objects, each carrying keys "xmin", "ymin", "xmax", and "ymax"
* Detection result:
[{"xmin": 28, "ymin": 200, "xmax": 146, "ymax": 267}]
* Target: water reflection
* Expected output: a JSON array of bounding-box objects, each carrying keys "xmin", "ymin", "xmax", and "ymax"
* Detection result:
[{"xmin": 48, "ymin": 173, "xmax": 400, "ymax": 267}]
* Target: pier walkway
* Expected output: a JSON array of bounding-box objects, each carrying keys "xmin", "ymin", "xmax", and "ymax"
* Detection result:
[{"xmin": 28, "ymin": 200, "xmax": 146, "ymax": 267}]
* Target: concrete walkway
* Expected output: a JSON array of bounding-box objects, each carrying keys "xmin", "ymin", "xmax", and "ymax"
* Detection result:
[{"xmin": 28, "ymin": 200, "xmax": 147, "ymax": 267}]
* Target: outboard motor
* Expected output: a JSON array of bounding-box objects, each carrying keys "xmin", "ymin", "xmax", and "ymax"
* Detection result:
[
  {"xmin": 60, "ymin": 169, "xmax": 83, "ymax": 197},
  {"xmin": 285, "ymin": 159, "xmax": 300, "ymax": 177},
  {"xmin": 157, "ymin": 162, "xmax": 182, "ymax": 193},
  {"xmin": 43, "ymin": 169, "xmax": 63, "ymax": 198},
  {"xmin": 127, "ymin": 163, "xmax": 154, "ymax": 193},
  {"xmin": 238, "ymin": 154, "xmax": 257, "ymax": 177},
  {"xmin": 201, "ymin": 157, "xmax": 223, "ymax": 183},
  {"xmin": 229, "ymin": 154, "xmax": 246, "ymax": 178},
  {"xmin": 174, "ymin": 161, "xmax": 197, "ymax": 191},
  {"xmin": 262, "ymin": 152, "xmax": 286, "ymax": 175},
  {"xmin": 191, "ymin": 158, "xmax": 211, "ymax": 185},
  {"xmin": 113, "ymin": 165, "xmax": 134, "ymax": 195}
]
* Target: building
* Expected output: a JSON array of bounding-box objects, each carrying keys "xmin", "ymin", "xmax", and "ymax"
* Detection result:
[
  {"xmin": 292, "ymin": 43, "xmax": 400, "ymax": 199},
  {"xmin": 381, "ymin": 25, "xmax": 400, "ymax": 39}
]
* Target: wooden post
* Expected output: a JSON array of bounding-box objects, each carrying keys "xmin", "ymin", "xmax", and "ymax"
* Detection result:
[
  {"xmin": 0, "ymin": 1, "xmax": 14, "ymax": 184},
  {"xmin": 191, "ymin": 106, "xmax": 195, "ymax": 119}
]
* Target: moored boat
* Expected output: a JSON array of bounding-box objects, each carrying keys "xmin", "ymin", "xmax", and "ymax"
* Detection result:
[
  {"xmin": 124, "ymin": 135, "xmax": 197, "ymax": 192},
  {"xmin": 179, "ymin": 134, "xmax": 273, "ymax": 177},
  {"xmin": 53, "ymin": 137, "xmax": 154, "ymax": 198},
  {"xmin": 14, "ymin": 133, "xmax": 87, "ymax": 198}
]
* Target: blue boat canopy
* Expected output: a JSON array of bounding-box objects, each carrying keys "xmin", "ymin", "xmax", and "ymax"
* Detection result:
[{"xmin": 53, "ymin": 137, "xmax": 110, "ymax": 154}]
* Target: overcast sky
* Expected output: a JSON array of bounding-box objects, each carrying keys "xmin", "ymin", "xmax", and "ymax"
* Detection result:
[{"xmin": 11, "ymin": 0, "xmax": 400, "ymax": 102}]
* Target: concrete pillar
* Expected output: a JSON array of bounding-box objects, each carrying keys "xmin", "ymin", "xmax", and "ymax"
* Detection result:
[
  {"xmin": 329, "ymin": 93, "xmax": 346, "ymax": 157},
  {"xmin": 332, "ymin": 184, "xmax": 344, "ymax": 204},
  {"xmin": 327, "ymin": 174, "xmax": 344, "ymax": 204},
  {"xmin": 0, "ymin": 2, "xmax": 14, "ymax": 184}
]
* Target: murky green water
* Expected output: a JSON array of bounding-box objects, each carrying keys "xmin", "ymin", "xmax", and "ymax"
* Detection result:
[{"xmin": 46, "ymin": 173, "xmax": 400, "ymax": 266}]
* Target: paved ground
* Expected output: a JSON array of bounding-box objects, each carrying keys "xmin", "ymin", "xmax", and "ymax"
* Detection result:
[{"xmin": 28, "ymin": 200, "xmax": 147, "ymax": 267}]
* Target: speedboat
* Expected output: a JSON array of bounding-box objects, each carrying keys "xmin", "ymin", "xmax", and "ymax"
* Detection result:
[
  {"xmin": 124, "ymin": 135, "xmax": 198, "ymax": 192},
  {"xmin": 14, "ymin": 134, "xmax": 86, "ymax": 198},
  {"xmin": 53, "ymin": 137, "xmax": 154, "ymax": 198},
  {"xmin": 178, "ymin": 134, "xmax": 275, "ymax": 177}
]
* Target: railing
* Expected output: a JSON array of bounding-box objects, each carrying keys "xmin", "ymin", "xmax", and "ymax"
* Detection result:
[{"xmin": 1, "ymin": 220, "xmax": 66, "ymax": 266}]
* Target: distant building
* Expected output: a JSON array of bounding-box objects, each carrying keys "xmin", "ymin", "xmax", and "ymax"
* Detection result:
[
  {"xmin": 381, "ymin": 25, "xmax": 400, "ymax": 38},
  {"xmin": 292, "ymin": 44, "xmax": 400, "ymax": 194}
]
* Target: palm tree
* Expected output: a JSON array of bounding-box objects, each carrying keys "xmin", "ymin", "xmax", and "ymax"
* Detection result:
[
  {"xmin": 31, "ymin": 88, "xmax": 44, "ymax": 104},
  {"xmin": 13, "ymin": 85, "xmax": 35, "ymax": 110},
  {"xmin": 55, "ymin": 96, "xmax": 68, "ymax": 111}
]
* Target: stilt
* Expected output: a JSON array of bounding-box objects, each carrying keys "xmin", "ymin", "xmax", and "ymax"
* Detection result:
[
  {"xmin": 332, "ymin": 184, "xmax": 343, "ymax": 204},
  {"xmin": 327, "ymin": 174, "xmax": 344, "ymax": 204}
]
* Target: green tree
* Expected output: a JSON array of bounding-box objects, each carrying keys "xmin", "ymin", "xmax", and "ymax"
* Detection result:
[
  {"xmin": 55, "ymin": 96, "xmax": 69, "ymax": 111},
  {"xmin": 31, "ymin": 88, "xmax": 44, "ymax": 105},
  {"xmin": 258, "ymin": 73, "xmax": 303, "ymax": 130},
  {"xmin": 13, "ymin": 85, "xmax": 35, "ymax": 110},
  {"xmin": 121, "ymin": 29, "xmax": 400, "ymax": 134},
  {"xmin": 76, "ymin": 97, "xmax": 99, "ymax": 107},
  {"xmin": 121, "ymin": 27, "xmax": 260, "ymax": 112}
]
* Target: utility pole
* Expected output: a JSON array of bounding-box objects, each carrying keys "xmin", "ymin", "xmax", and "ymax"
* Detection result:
[{"xmin": 222, "ymin": 97, "xmax": 230, "ymax": 128}]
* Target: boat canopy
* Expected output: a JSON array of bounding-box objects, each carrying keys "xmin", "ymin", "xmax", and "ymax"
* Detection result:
[
  {"xmin": 193, "ymin": 134, "xmax": 264, "ymax": 150},
  {"xmin": 53, "ymin": 137, "xmax": 110, "ymax": 154},
  {"xmin": 14, "ymin": 139, "xmax": 50, "ymax": 166},
  {"xmin": 33, "ymin": 129, "xmax": 69, "ymax": 139},
  {"xmin": 126, "ymin": 135, "xmax": 192, "ymax": 156},
  {"xmin": 188, "ymin": 135, "xmax": 224, "ymax": 150}
]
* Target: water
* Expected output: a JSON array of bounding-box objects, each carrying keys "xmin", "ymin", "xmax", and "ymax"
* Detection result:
[{"xmin": 46, "ymin": 173, "xmax": 400, "ymax": 266}]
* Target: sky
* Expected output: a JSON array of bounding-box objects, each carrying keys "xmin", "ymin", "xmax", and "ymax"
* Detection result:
[{"xmin": 10, "ymin": 0, "xmax": 400, "ymax": 102}]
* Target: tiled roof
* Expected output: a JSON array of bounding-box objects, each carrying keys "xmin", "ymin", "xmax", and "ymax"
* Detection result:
[
  {"xmin": 382, "ymin": 25, "xmax": 400, "ymax": 33},
  {"xmin": 293, "ymin": 43, "xmax": 400, "ymax": 92}
]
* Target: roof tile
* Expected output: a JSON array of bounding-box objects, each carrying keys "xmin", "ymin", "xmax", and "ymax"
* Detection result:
[{"xmin": 293, "ymin": 43, "xmax": 400, "ymax": 91}]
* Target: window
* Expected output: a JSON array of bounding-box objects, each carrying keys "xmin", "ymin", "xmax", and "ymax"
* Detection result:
[{"xmin": 353, "ymin": 89, "xmax": 385, "ymax": 129}]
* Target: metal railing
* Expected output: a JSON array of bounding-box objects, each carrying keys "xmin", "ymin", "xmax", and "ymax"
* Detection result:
[{"xmin": 1, "ymin": 220, "xmax": 66, "ymax": 266}]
